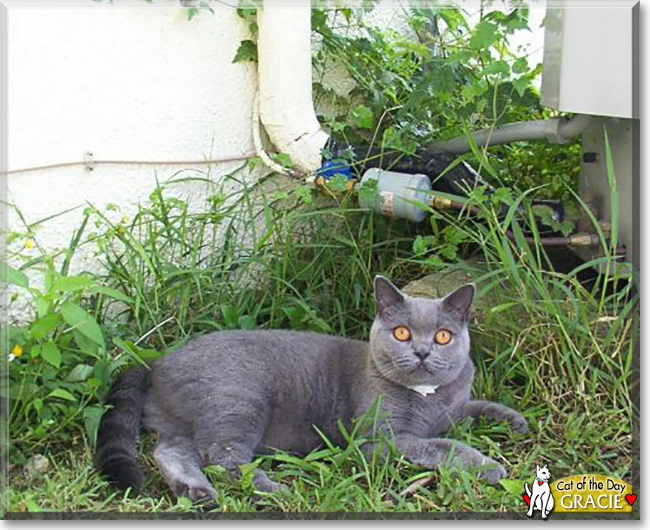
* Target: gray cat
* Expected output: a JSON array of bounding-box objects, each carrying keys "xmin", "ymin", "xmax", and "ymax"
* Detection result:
[{"xmin": 96, "ymin": 276, "xmax": 527, "ymax": 505}]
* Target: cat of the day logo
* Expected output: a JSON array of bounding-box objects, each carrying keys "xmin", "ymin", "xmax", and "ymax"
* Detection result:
[
  {"xmin": 524, "ymin": 464, "xmax": 555, "ymax": 518},
  {"xmin": 521, "ymin": 465, "xmax": 635, "ymax": 517}
]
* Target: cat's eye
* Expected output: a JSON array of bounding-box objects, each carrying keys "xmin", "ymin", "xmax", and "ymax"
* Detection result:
[
  {"xmin": 435, "ymin": 329, "xmax": 453, "ymax": 345},
  {"xmin": 393, "ymin": 326, "xmax": 411, "ymax": 342}
]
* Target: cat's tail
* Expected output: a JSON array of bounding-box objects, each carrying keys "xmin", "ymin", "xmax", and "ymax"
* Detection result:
[
  {"xmin": 525, "ymin": 482, "xmax": 531, "ymax": 497},
  {"xmin": 95, "ymin": 366, "xmax": 151, "ymax": 493}
]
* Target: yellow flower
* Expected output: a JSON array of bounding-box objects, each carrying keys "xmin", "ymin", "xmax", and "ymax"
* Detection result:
[
  {"xmin": 24, "ymin": 240, "xmax": 34, "ymax": 249},
  {"xmin": 12, "ymin": 344, "xmax": 23, "ymax": 357},
  {"xmin": 121, "ymin": 215, "xmax": 130, "ymax": 224}
]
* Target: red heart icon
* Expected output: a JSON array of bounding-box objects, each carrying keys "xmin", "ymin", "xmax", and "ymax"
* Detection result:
[
  {"xmin": 523, "ymin": 493, "xmax": 531, "ymax": 506},
  {"xmin": 538, "ymin": 481, "xmax": 543, "ymax": 485},
  {"xmin": 625, "ymin": 494, "xmax": 637, "ymax": 506}
]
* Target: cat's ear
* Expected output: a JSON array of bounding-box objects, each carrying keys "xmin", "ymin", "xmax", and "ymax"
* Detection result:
[
  {"xmin": 536, "ymin": 464, "xmax": 541, "ymax": 472},
  {"xmin": 442, "ymin": 283, "xmax": 475, "ymax": 322},
  {"xmin": 374, "ymin": 276, "xmax": 404, "ymax": 315}
]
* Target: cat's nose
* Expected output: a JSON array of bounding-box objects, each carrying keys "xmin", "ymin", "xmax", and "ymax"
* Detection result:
[{"xmin": 413, "ymin": 350, "xmax": 430, "ymax": 361}]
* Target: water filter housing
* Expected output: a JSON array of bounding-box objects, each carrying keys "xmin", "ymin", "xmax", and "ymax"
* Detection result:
[{"xmin": 358, "ymin": 168, "xmax": 432, "ymax": 223}]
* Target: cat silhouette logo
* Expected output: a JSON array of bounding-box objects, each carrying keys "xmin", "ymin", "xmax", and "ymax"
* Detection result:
[{"xmin": 524, "ymin": 464, "xmax": 555, "ymax": 519}]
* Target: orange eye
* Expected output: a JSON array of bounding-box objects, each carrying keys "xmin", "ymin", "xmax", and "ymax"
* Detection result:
[
  {"xmin": 393, "ymin": 326, "xmax": 411, "ymax": 342},
  {"xmin": 435, "ymin": 329, "xmax": 452, "ymax": 345}
]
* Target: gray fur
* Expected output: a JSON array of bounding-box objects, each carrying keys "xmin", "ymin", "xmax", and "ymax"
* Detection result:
[{"xmin": 97, "ymin": 276, "xmax": 526, "ymax": 504}]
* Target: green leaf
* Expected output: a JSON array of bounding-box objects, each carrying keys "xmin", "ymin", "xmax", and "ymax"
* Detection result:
[
  {"xmin": 221, "ymin": 305, "xmax": 239, "ymax": 328},
  {"xmin": 35, "ymin": 297, "xmax": 50, "ymax": 318},
  {"xmin": 133, "ymin": 347, "xmax": 162, "ymax": 363},
  {"xmin": 489, "ymin": 302, "xmax": 520, "ymax": 313},
  {"xmin": 239, "ymin": 459, "xmax": 263, "ymax": 491},
  {"xmin": 352, "ymin": 105, "xmax": 374, "ymax": 130},
  {"xmin": 237, "ymin": 7, "xmax": 258, "ymax": 19},
  {"xmin": 533, "ymin": 204, "xmax": 576, "ymax": 237},
  {"xmin": 47, "ymin": 388, "xmax": 76, "ymax": 402},
  {"xmin": 469, "ymin": 21, "xmax": 498, "ymax": 50},
  {"xmin": 327, "ymin": 174, "xmax": 349, "ymax": 193},
  {"xmin": 232, "ymin": 39, "xmax": 258, "ymax": 63},
  {"xmin": 492, "ymin": 187, "xmax": 514, "ymax": 205},
  {"xmin": 30, "ymin": 344, "xmax": 41, "ymax": 359},
  {"xmin": 73, "ymin": 329, "xmax": 100, "ymax": 356},
  {"xmin": 204, "ymin": 464, "xmax": 227, "ymax": 479},
  {"xmin": 357, "ymin": 176, "xmax": 378, "ymax": 206},
  {"xmin": 512, "ymin": 57, "xmax": 529, "ymax": 74},
  {"xmin": 66, "ymin": 364, "xmax": 94, "ymax": 382},
  {"xmin": 53, "ymin": 275, "xmax": 94, "ymax": 292},
  {"xmin": 113, "ymin": 337, "xmax": 157, "ymax": 368},
  {"xmin": 294, "ymin": 185, "xmax": 314, "ymax": 205},
  {"xmin": 237, "ymin": 0, "xmax": 262, "ymax": 17},
  {"xmin": 24, "ymin": 500, "xmax": 40, "ymax": 512},
  {"xmin": 41, "ymin": 341, "xmax": 62, "ymax": 368},
  {"xmin": 90, "ymin": 285, "xmax": 134, "ymax": 304},
  {"xmin": 238, "ymin": 315, "xmax": 257, "ymax": 330},
  {"xmin": 483, "ymin": 60, "xmax": 510, "ymax": 78},
  {"xmin": 176, "ymin": 497, "xmax": 194, "ymax": 510},
  {"xmin": 282, "ymin": 306, "xmax": 306, "ymax": 330},
  {"xmin": 504, "ymin": 9, "xmax": 530, "ymax": 33},
  {"xmin": 60, "ymin": 302, "xmax": 105, "ymax": 348},
  {"xmin": 187, "ymin": 7, "xmax": 198, "ymax": 20},
  {"xmin": 450, "ymin": 49, "xmax": 473, "ymax": 64},
  {"xmin": 93, "ymin": 358, "xmax": 122, "ymax": 389},
  {"xmin": 28, "ymin": 313, "xmax": 62, "ymax": 341},
  {"xmin": 1, "ymin": 263, "xmax": 29, "ymax": 289},
  {"xmin": 513, "ymin": 76, "xmax": 531, "ymax": 98},
  {"xmin": 275, "ymin": 152, "xmax": 293, "ymax": 168},
  {"xmin": 461, "ymin": 80, "xmax": 485, "ymax": 103},
  {"xmin": 83, "ymin": 406, "xmax": 103, "ymax": 447},
  {"xmin": 499, "ymin": 479, "xmax": 526, "ymax": 496}
]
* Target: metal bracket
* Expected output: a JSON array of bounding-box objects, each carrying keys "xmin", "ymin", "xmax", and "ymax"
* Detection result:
[{"xmin": 84, "ymin": 152, "xmax": 95, "ymax": 171}]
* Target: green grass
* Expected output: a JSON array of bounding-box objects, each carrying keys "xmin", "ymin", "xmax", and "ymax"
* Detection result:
[
  {"xmin": 5, "ymin": 156, "xmax": 637, "ymax": 515},
  {"xmin": 6, "ymin": 400, "xmax": 632, "ymax": 514}
]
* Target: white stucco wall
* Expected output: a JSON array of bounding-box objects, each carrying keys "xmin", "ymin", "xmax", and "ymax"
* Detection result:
[{"xmin": 6, "ymin": 2, "xmax": 258, "ymax": 277}]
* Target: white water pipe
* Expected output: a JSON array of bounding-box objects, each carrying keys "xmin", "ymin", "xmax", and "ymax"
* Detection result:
[
  {"xmin": 428, "ymin": 114, "xmax": 592, "ymax": 154},
  {"xmin": 256, "ymin": 2, "xmax": 329, "ymax": 175}
]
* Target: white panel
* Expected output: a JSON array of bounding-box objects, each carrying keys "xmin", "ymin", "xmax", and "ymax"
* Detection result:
[{"xmin": 542, "ymin": 6, "xmax": 635, "ymax": 119}]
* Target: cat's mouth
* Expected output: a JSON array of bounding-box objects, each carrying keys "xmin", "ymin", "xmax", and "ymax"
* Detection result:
[{"xmin": 415, "ymin": 361, "xmax": 435, "ymax": 375}]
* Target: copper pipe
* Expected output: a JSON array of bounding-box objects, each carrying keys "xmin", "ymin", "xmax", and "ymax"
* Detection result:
[
  {"xmin": 429, "ymin": 194, "xmax": 480, "ymax": 215},
  {"xmin": 427, "ymin": 194, "xmax": 624, "ymax": 253}
]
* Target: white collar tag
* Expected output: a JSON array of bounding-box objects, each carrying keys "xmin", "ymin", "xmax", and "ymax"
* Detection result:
[{"xmin": 408, "ymin": 384, "xmax": 439, "ymax": 397}]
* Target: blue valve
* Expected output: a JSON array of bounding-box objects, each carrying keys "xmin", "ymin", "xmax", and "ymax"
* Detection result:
[{"xmin": 317, "ymin": 160, "xmax": 353, "ymax": 180}]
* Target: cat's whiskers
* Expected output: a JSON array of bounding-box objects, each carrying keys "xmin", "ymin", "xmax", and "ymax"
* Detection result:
[
  {"xmin": 372, "ymin": 356, "xmax": 428, "ymax": 386},
  {"xmin": 372, "ymin": 360, "xmax": 410, "ymax": 381},
  {"xmin": 429, "ymin": 358, "xmax": 449, "ymax": 371}
]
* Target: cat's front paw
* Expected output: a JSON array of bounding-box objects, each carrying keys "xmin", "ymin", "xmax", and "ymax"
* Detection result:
[
  {"xmin": 476, "ymin": 458, "xmax": 507, "ymax": 484},
  {"xmin": 172, "ymin": 480, "xmax": 218, "ymax": 507},
  {"xmin": 252, "ymin": 469, "xmax": 287, "ymax": 494},
  {"xmin": 509, "ymin": 412, "xmax": 528, "ymax": 434}
]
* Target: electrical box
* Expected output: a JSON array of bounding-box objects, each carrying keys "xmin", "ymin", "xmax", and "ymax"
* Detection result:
[{"xmin": 541, "ymin": 3, "xmax": 638, "ymax": 120}]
